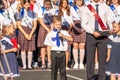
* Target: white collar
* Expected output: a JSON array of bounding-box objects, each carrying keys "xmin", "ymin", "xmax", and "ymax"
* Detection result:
[{"xmin": 1, "ymin": 37, "xmax": 13, "ymax": 46}]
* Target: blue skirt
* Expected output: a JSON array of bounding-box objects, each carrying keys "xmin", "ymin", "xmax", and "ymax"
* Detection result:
[
  {"xmin": 106, "ymin": 43, "xmax": 120, "ymax": 76},
  {"xmin": 0, "ymin": 53, "xmax": 20, "ymax": 77}
]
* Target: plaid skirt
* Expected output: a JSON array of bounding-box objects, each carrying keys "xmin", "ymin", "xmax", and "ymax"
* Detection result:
[
  {"xmin": 18, "ymin": 26, "xmax": 36, "ymax": 51},
  {"xmin": 71, "ymin": 20, "xmax": 86, "ymax": 43},
  {"xmin": 37, "ymin": 25, "xmax": 51, "ymax": 47}
]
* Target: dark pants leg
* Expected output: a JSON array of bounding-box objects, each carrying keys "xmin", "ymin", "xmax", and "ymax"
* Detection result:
[
  {"xmin": 59, "ymin": 52, "xmax": 67, "ymax": 80},
  {"xmin": 51, "ymin": 52, "xmax": 58, "ymax": 80},
  {"xmin": 86, "ymin": 34, "xmax": 107, "ymax": 80},
  {"xmin": 33, "ymin": 23, "xmax": 40, "ymax": 63},
  {"xmin": 86, "ymin": 34, "xmax": 96, "ymax": 80},
  {"xmin": 33, "ymin": 49, "xmax": 39, "ymax": 62},
  {"xmin": 97, "ymin": 39, "xmax": 107, "ymax": 80},
  {"xmin": 51, "ymin": 51, "xmax": 67, "ymax": 80}
]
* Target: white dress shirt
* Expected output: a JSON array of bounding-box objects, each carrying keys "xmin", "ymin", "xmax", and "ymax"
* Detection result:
[
  {"xmin": 38, "ymin": 7, "xmax": 56, "ymax": 18},
  {"xmin": 61, "ymin": 10, "xmax": 73, "ymax": 24},
  {"xmin": 111, "ymin": 5, "xmax": 120, "ymax": 21},
  {"xmin": 33, "ymin": 0, "xmax": 44, "ymax": 15},
  {"xmin": 70, "ymin": 5, "xmax": 85, "ymax": 20},
  {"xmin": 38, "ymin": 7, "xmax": 57, "ymax": 25},
  {"xmin": 10, "ymin": 1, "xmax": 19, "ymax": 14},
  {"xmin": 18, "ymin": 10, "xmax": 37, "ymax": 29},
  {"xmin": 81, "ymin": 1, "xmax": 113, "ymax": 34},
  {"xmin": 44, "ymin": 30, "xmax": 70, "ymax": 51},
  {"xmin": 115, "ymin": 5, "xmax": 120, "ymax": 15}
]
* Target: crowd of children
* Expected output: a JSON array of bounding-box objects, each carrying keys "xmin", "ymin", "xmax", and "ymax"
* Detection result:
[{"xmin": 0, "ymin": 0, "xmax": 120, "ymax": 80}]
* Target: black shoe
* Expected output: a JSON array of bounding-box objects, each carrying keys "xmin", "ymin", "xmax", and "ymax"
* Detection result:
[
  {"xmin": 22, "ymin": 68, "xmax": 27, "ymax": 70},
  {"xmin": 42, "ymin": 64, "xmax": 46, "ymax": 69},
  {"xmin": 27, "ymin": 67, "xmax": 32, "ymax": 70}
]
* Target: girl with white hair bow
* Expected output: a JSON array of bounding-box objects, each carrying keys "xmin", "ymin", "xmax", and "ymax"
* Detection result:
[{"xmin": 0, "ymin": 18, "xmax": 20, "ymax": 80}]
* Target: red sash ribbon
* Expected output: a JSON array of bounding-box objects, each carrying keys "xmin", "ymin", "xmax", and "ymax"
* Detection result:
[
  {"xmin": 87, "ymin": 4, "xmax": 108, "ymax": 30},
  {"xmin": 10, "ymin": 38, "xmax": 18, "ymax": 48}
]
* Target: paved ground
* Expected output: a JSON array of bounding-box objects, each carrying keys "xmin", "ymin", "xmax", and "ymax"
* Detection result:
[
  {"xmin": 0, "ymin": 68, "xmax": 110, "ymax": 80},
  {"xmin": 0, "ymin": 54, "xmax": 110, "ymax": 80},
  {"xmin": 15, "ymin": 69, "xmax": 87, "ymax": 80}
]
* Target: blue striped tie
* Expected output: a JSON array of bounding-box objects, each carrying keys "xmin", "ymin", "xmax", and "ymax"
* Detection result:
[{"xmin": 95, "ymin": 4, "xmax": 99, "ymax": 31}]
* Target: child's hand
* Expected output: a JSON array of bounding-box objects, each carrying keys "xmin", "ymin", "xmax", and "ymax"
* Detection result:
[
  {"xmin": 1, "ymin": 49, "xmax": 4, "ymax": 54},
  {"xmin": 24, "ymin": 33, "xmax": 29, "ymax": 40},
  {"xmin": 47, "ymin": 29, "xmax": 51, "ymax": 33},
  {"xmin": 1, "ymin": 48, "xmax": 18, "ymax": 54},
  {"xmin": 93, "ymin": 31, "xmax": 101, "ymax": 38},
  {"xmin": 27, "ymin": 33, "xmax": 32, "ymax": 40},
  {"xmin": 106, "ymin": 56, "xmax": 110, "ymax": 62},
  {"xmin": 81, "ymin": 29, "xmax": 85, "ymax": 33},
  {"xmin": 18, "ymin": 44, "xmax": 20, "ymax": 49},
  {"xmin": 106, "ymin": 49, "xmax": 111, "ymax": 62},
  {"xmin": 12, "ymin": 48, "xmax": 18, "ymax": 52},
  {"xmin": 109, "ymin": 29, "xmax": 114, "ymax": 34},
  {"xmin": 58, "ymin": 33, "xmax": 64, "ymax": 37}
]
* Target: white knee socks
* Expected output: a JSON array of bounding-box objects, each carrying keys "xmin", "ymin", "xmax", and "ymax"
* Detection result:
[
  {"xmin": 73, "ymin": 49, "xmax": 78, "ymax": 64},
  {"xmin": 28, "ymin": 52, "xmax": 33, "ymax": 68},
  {"xmin": 21, "ymin": 52, "xmax": 26, "ymax": 68},
  {"xmin": 80, "ymin": 49, "xmax": 85, "ymax": 64},
  {"xmin": 21, "ymin": 51, "xmax": 33, "ymax": 68}
]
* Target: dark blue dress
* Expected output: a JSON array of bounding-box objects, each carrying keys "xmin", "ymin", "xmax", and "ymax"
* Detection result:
[
  {"xmin": 0, "ymin": 36, "xmax": 20, "ymax": 77},
  {"xmin": 106, "ymin": 34, "xmax": 120, "ymax": 76}
]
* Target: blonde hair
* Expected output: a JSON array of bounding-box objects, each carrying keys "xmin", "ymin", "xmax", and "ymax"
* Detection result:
[
  {"xmin": 0, "ymin": 22, "xmax": 14, "ymax": 39},
  {"xmin": 52, "ymin": 15, "xmax": 62, "ymax": 23}
]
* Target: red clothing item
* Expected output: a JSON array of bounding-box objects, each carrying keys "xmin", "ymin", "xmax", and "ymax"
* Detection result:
[
  {"xmin": 10, "ymin": 38, "xmax": 18, "ymax": 48},
  {"xmin": 30, "ymin": 4, "xmax": 34, "ymax": 11}
]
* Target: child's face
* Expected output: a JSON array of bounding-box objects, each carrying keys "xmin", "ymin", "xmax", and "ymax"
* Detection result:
[
  {"xmin": 44, "ymin": 1, "xmax": 51, "ymax": 10},
  {"xmin": 8, "ymin": 24, "xmax": 15, "ymax": 35},
  {"xmin": 112, "ymin": 0, "xmax": 118, "ymax": 4},
  {"xmin": 62, "ymin": 0, "xmax": 68, "ymax": 9},
  {"xmin": 8, "ymin": 0, "xmax": 14, "ymax": 3},
  {"xmin": 75, "ymin": 0, "xmax": 83, "ymax": 6},
  {"xmin": 53, "ymin": 21, "xmax": 62, "ymax": 30},
  {"xmin": 93, "ymin": 0, "xmax": 100, "ymax": 2},
  {"xmin": 24, "ymin": 2, "xmax": 30, "ymax": 11},
  {"xmin": 112, "ymin": 23, "xmax": 120, "ymax": 33},
  {"xmin": 3, "ymin": 0, "xmax": 8, "ymax": 9}
]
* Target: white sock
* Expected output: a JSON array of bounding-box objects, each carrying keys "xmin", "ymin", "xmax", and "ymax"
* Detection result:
[
  {"xmin": 73, "ymin": 49, "xmax": 78, "ymax": 64},
  {"xmin": 21, "ymin": 52, "xmax": 26, "ymax": 68},
  {"xmin": 79, "ymin": 49, "xmax": 85, "ymax": 64},
  {"xmin": 28, "ymin": 52, "xmax": 33, "ymax": 68}
]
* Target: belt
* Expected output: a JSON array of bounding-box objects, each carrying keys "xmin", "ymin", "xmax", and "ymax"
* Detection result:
[
  {"xmin": 87, "ymin": 33, "xmax": 108, "ymax": 39},
  {"xmin": 51, "ymin": 51, "xmax": 64, "ymax": 54}
]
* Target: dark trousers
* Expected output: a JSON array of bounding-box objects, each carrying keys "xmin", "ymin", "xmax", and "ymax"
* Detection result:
[
  {"xmin": 86, "ymin": 34, "xmax": 107, "ymax": 80},
  {"xmin": 51, "ymin": 51, "xmax": 67, "ymax": 80},
  {"xmin": 33, "ymin": 49, "xmax": 39, "ymax": 62}
]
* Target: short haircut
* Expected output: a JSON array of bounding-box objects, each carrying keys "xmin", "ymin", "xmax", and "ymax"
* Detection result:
[
  {"xmin": 23, "ymin": 0, "xmax": 30, "ymax": 4},
  {"xmin": 112, "ymin": 21, "xmax": 120, "ymax": 25},
  {"xmin": 44, "ymin": 0, "xmax": 51, "ymax": 5},
  {"xmin": 52, "ymin": 15, "xmax": 62, "ymax": 23}
]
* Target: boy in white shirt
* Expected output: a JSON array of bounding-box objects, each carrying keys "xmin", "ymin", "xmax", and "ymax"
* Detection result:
[{"xmin": 44, "ymin": 15, "xmax": 73, "ymax": 80}]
